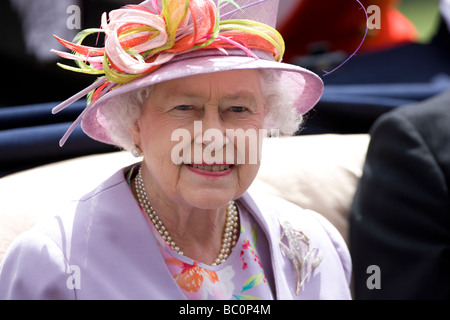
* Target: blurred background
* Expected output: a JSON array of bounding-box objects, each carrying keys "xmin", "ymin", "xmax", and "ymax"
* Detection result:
[
  {"xmin": 0, "ymin": 0, "xmax": 448, "ymax": 176},
  {"xmin": 399, "ymin": 0, "xmax": 440, "ymax": 42},
  {"xmin": 0, "ymin": 0, "xmax": 443, "ymax": 106}
]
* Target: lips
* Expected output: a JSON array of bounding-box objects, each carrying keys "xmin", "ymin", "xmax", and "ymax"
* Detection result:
[
  {"xmin": 185, "ymin": 163, "xmax": 235, "ymax": 176},
  {"xmin": 188, "ymin": 164, "xmax": 232, "ymax": 172}
]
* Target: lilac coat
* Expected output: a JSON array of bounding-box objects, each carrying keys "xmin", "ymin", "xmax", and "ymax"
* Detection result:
[{"xmin": 0, "ymin": 167, "xmax": 352, "ymax": 300}]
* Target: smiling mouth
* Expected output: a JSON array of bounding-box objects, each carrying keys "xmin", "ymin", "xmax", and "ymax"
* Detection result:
[{"xmin": 187, "ymin": 164, "xmax": 233, "ymax": 172}]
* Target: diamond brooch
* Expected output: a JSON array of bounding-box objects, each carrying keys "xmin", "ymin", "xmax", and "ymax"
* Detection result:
[{"xmin": 279, "ymin": 220, "xmax": 322, "ymax": 295}]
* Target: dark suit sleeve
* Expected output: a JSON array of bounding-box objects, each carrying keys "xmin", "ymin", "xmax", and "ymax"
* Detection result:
[{"xmin": 350, "ymin": 110, "xmax": 450, "ymax": 299}]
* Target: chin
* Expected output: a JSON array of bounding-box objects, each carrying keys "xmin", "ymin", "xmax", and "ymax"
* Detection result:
[{"xmin": 183, "ymin": 189, "xmax": 239, "ymax": 210}]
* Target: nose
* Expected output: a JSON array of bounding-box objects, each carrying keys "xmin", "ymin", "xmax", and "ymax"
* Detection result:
[
  {"xmin": 201, "ymin": 106, "xmax": 223, "ymax": 134},
  {"xmin": 193, "ymin": 107, "xmax": 230, "ymax": 163}
]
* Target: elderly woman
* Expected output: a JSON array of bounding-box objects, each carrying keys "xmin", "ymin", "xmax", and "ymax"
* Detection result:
[{"xmin": 0, "ymin": 0, "xmax": 351, "ymax": 300}]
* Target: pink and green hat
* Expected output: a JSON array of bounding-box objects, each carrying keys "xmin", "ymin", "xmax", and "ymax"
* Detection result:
[{"xmin": 52, "ymin": 0, "xmax": 323, "ymax": 146}]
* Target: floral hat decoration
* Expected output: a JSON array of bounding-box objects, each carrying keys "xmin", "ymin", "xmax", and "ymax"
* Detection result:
[{"xmin": 52, "ymin": 0, "xmax": 324, "ymax": 146}]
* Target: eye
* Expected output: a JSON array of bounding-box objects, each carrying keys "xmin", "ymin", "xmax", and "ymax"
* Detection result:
[
  {"xmin": 230, "ymin": 106, "xmax": 248, "ymax": 113},
  {"xmin": 174, "ymin": 105, "xmax": 193, "ymax": 111}
]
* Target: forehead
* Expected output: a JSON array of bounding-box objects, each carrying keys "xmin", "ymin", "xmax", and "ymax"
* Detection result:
[{"xmin": 152, "ymin": 69, "xmax": 263, "ymax": 99}]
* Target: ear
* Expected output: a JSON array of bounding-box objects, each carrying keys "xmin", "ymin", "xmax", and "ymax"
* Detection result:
[{"xmin": 129, "ymin": 121, "xmax": 141, "ymax": 147}]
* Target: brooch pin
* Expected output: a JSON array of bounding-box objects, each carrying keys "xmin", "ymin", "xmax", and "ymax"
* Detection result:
[{"xmin": 279, "ymin": 220, "xmax": 322, "ymax": 295}]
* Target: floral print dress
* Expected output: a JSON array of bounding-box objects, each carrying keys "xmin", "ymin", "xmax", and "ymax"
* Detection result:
[{"xmin": 139, "ymin": 202, "xmax": 275, "ymax": 300}]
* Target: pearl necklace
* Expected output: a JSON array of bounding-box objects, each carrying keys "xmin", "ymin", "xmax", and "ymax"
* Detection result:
[{"xmin": 134, "ymin": 167, "xmax": 239, "ymax": 266}]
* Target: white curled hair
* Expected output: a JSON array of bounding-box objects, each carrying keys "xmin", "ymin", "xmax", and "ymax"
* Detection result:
[{"xmin": 102, "ymin": 69, "xmax": 304, "ymax": 151}]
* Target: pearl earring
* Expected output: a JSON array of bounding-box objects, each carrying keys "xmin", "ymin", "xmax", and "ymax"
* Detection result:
[{"xmin": 131, "ymin": 145, "xmax": 143, "ymax": 157}]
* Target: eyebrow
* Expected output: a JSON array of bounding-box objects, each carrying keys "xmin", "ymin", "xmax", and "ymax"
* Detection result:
[
  {"xmin": 222, "ymin": 91, "xmax": 259, "ymax": 102},
  {"xmin": 169, "ymin": 90, "xmax": 259, "ymax": 102}
]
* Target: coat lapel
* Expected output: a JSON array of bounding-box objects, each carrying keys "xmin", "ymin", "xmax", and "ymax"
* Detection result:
[
  {"xmin": 238, "ymin": 189, "xmax": 297, "ymax": 300},
  {"xmin": 72, "ymin": 167, "xmax": 188, "ymax": 299}
]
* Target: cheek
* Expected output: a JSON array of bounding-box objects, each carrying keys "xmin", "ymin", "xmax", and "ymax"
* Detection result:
[
  {"xmin": 139, "ymin": 123, "xmax": 184, "ymax": 196},
  {"xmin": 138, "ymin": 110, "xmax": 179, "ymax": 150},
  {"xmin": 138, "ymin": 125, "xmax": 177, "ymax": 182},
  {"xmin": 231, "ymin": 108, "xmax": 266, "ymax": 127},
  {"xmin": 138, "ymin": 113, "xmax": 197, "ymax": 178},
  {"xmin": 233, "ymin": 162, "xmax": 261, "ymax": 198},
  {"xmin": 226, "ymin": 117, "xmax": 265, "ymax": 165}
]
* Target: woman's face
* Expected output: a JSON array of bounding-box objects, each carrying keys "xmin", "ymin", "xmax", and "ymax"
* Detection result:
[{"xmin": 130, "ymin": 70, "xmax": 266, "ymax": 210}]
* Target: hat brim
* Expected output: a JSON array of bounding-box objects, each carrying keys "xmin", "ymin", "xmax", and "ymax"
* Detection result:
[{"xmin": 82, "ymin": 51, "xmax": 324, "ymax": 145}]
